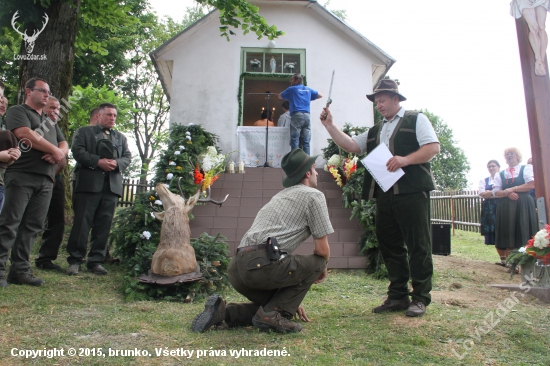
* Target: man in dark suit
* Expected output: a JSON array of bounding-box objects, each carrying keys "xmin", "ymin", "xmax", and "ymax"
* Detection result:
[{"xmin": 66, "ymin": 103, "xmax": 131, "ymax": 276}]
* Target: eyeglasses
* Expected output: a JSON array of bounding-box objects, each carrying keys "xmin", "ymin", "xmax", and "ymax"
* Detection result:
[
  {"xmin": 30, "ymin": 88, "xmax": 52, "ymax": 96},
  {"xmin": 487, "ymin": 165, "xmax": 498, "ymax": 168}
]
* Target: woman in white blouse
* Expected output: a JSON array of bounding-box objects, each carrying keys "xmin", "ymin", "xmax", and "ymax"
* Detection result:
[
  {"xmin": 478, "ymin": 160, "xmax": 501, "ymax": 261},
  {"xmin": 493, "ymin": 147, "xmax": 538, "ymax": 266}
]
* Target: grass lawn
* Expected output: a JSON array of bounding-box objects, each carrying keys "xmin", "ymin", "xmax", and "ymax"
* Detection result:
[{"xmin": 1, "ymin": 230, "xmax": 549, "ymax": 365}]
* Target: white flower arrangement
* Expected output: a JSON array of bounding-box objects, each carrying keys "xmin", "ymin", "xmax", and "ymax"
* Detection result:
[
  {"xmin": 169, "ymin": 161, "xmax": 176, "ymax": 166},
  {"xmin": 250, "ymin": 59, "xmax": 261, "ymax": 69},
  {"xmin": 140, "ymin": 231, "xmax": 151, "ymax": 240},
  {"xmin": 200, "ymin": 146, "xmax": 226, "ymax": 173},
  {"xmin": 519, "ymin": 247, "xmax": 526, "ymax": 253},
  {"xmin": 188, "ymin": 123, "xmax": 194, "ymax": 126},
  {"xmin": 186, "ymin": 136, "xmax": 192, "ymax": 141},
  {"xmin": 154, "ymin": 200, "xmax": 163, "ymax": 205},
  {"xmin": 167, "ymin": 173, "xmax": 174, "ymax": 180},
  {"xmin": 534, "ymin": 228, "xmax": 550, "ymax": 249},
  {"xmin": 174, "ymin": 151, "xmax": 181, "ymax": 155},
  {"xmin": 324, "ymin": 154, "xmax": 344, "ymax": 171},
  {"xmin": 284, "ymin": 62, "xmax": 296, "ymax": 71},
  {"xmin": 179, "ymin": 145, "xmax": 185, "ymax": 150}
]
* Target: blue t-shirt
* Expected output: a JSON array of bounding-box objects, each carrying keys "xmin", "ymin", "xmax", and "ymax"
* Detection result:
[{"xmin": 281, "ymin": 85, "xmax": 319, "ymax": 115}]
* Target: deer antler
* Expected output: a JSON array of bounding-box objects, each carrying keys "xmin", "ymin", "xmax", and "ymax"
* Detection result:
[
  {"xmin": 198, "ymin": 186, "xmax": 229, "ymax": 207},
  {"xmin": 11, "ymin": 11, "xmax": 26, "ymax": 38},
  {"xmin": 177, "ymin": 177, "xmax": 186, "ymax": 200},
  {"xmin": 28, "ymin": 13, "xmax": 49, "ymax": 41}
]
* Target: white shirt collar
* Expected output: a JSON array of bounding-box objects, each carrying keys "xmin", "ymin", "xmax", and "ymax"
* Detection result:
[{"xmin": 382, "ymin": 106, "xmax": 405, "ymax": 123}]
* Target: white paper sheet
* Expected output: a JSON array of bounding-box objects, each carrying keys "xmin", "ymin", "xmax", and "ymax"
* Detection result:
[{"xmin": 360, "ymin": 144, "xmax": 404, "ymax": 192}]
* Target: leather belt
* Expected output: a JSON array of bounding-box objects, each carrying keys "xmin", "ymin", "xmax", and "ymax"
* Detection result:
[{"xmin": 236, "ymin": 244, "xmax": 267, "ymax": 254}]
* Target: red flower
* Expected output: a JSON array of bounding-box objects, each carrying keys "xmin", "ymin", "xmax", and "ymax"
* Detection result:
[{"xmin": 193, "ymin": 164, "xmax": 203, "ymax": 184}]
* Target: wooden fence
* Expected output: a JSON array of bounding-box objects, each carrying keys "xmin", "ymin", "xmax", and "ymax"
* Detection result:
[
  {"xmin": 118, "ymin": 179, "xmax": 155, "ymax": 207},
  {"xmin": 430, "ymin": 190, "xmax": 481, "ymax": 233}
]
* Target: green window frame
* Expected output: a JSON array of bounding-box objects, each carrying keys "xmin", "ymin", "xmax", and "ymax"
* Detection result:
[{"xmin": 242, "ymin": 48, "xmax": 306, "ymax": 75}]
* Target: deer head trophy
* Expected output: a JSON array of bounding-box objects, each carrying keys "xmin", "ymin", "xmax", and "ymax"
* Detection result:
[
  {"xmin": 150, "ymin": 178, "xmax": 228, "ymax": 277},
  {"xmin": 11, "ymin": 11, "xmax": 49, "ymax": 54}
]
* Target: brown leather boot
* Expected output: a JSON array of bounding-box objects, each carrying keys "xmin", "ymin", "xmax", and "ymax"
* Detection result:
[
  {"xmin": 252, "ymin": 306, "xmax": 302, "ymax": 333},
  {"xmin": 191, "ymin": 294, "xmax": 226, "ymax": 332}
]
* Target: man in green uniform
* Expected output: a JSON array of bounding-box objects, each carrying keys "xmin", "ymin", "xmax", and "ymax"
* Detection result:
[
  {"xmin": 0, "ymin": 78, "xmax": 67, "ymax": 287},
  {"xmin": 66, "ymin": 103, "xmax": 131, "ymax": 276},
  {"xmin": 320, "ymin": 79, "xmax": 440, "ymax": 317},
  {"xmin": 35, "ymin": 97, "xmax": 66, "ymax": 271},
  {"xmin": 192, "ymin": 149, "xmax": 333, "ymax": 333}
]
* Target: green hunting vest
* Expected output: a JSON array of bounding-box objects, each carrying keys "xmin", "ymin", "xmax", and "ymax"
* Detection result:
[{"xmin": 362, "ymin": 110, "xmax": 436, "ymax": 200}]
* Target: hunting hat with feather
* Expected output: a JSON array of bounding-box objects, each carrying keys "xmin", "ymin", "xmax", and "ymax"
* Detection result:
[{"xmin": 366, "ymin": 79, "xmax": 406, "ymax": 102}]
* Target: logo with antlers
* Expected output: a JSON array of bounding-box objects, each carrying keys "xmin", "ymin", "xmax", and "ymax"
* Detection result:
[{"xmin": 11, "ymin": 11, "xmax": 49, "ymax": 54}]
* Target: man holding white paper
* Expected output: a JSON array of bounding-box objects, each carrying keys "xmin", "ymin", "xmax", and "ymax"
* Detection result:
[{"xmin": 320, "ymin": 79, "xmax": 439, "ymax": 317}]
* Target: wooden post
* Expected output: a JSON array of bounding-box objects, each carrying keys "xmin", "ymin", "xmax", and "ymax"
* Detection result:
[{"xmin": 515, "ymin": 17, "xmax": 550, "ymax": 224}]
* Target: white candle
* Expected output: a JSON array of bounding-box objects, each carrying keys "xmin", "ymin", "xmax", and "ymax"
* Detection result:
[
  {"xmin": 239, "ymin": 161, "xmax": 245, "ymax": 173},
  {"xmin": 229, "ymin": 162, "xmax": 234, "ymax": 173}
]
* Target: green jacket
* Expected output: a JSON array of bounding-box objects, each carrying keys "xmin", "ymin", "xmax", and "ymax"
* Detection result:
[{"xmin": 72, "ymin": 124, "xmax": 131, "ymax": 197}]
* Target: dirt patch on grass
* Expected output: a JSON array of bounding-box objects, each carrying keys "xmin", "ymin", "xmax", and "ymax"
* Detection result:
[{"xmin": 431, "ymin": 255, "xmax": 543, "ymax": 309}]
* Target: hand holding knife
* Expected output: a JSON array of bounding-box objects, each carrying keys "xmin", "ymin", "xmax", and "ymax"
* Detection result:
[{"xmin": 322, "ymin": 70, "xmax": 335, "ymax": 120}]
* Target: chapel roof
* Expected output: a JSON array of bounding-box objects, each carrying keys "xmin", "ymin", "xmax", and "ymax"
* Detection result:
[{"xmin": 150, "ymin": 0, "xmax": 395, "ymax": 101}]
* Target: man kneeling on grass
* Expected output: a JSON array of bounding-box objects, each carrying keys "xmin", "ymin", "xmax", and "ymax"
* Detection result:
[{"xmin": 192, "ymin": 148, "xmax": 333, "ymax": 333}]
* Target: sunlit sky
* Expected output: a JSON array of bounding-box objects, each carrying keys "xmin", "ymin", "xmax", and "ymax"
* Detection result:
[{"xmin": 150, "ymin": 0, "xmax": 541, "ymax": 189}]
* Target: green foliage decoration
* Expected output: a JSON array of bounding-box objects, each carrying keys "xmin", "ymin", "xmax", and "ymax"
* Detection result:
[
  {"xmin": 506, "ymin": 248, "xmax": 536, "ymax": 279},
  {"xmin": 322, "ymin": 123, "xmax": 387, "ymax": 278},
  {"xmin": 111, "ymin": 123, "xmax": 230, "ymax": 302},
  {"xmin": 153, "ymin": 124, "xmax": 219, "ymax": 197}
]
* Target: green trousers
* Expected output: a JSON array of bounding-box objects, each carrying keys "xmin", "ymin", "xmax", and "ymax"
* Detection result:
[
  {"xmin": 375, "ymin": 189, "xmax": 433, "ymax": 305},
  {"xmin": 227, "ymin": 250, "xmax": 326, "ymax": 326},
  {"xmin": 0, "ymin": 172, "xmax": 53, "ymax": 276}
]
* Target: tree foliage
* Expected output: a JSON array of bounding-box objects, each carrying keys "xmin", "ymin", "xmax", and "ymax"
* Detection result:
[
  {"xmin": 323, "ymin": 0, "xmax": 348, "ymax": 22},
  {"xmin": 196, "ymin": 0, "xmax": 283, "ymax": 40},
  {"xmin": 422, "ymin": 109, "xmax": 470, "ymax": 190},
  {"xmin": 68, "ymin": 85, "xmax": 134, "ymax": 138},
  {"xmin": 117, "ymin": 12, "xmax": 204, "ymax": 183}
]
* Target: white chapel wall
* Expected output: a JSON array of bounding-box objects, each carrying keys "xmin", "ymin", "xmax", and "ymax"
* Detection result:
[{"xmin": 161, "ymin": 3, "xmax": 380, "ymax": 156}]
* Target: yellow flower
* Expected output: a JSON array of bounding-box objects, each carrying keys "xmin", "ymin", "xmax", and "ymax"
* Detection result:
[
  {"xmin": 149, "ymin": 196, "xmax": 155, "ymax": 201},
  {"xmin": 186, "ymin": 141, "xmax": 193, "ymax": 145},
  {"xmin": 329, "ymin": 167, "xmax": 343, "ymax": 187},
  {"xmin": 165, "ymin": 169, "xmax": 169, "ymax": 173},
  {"xmin": 176, "ymin": 166, "xmax": 182, "ymax": 170},
  {"xmin": 201, "ymin": 172, "xmax": 213, "ymax": 192}
]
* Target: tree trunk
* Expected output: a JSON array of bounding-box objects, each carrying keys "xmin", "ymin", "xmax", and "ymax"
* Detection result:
[{"xmin": 16, "ymin": 0, "xmax": 81, "ymax": 213}]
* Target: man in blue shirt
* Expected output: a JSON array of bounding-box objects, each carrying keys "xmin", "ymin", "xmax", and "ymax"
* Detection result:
[{"xmin": 278, "ymin": 74, "xmax": 322, "ymax": 155}]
